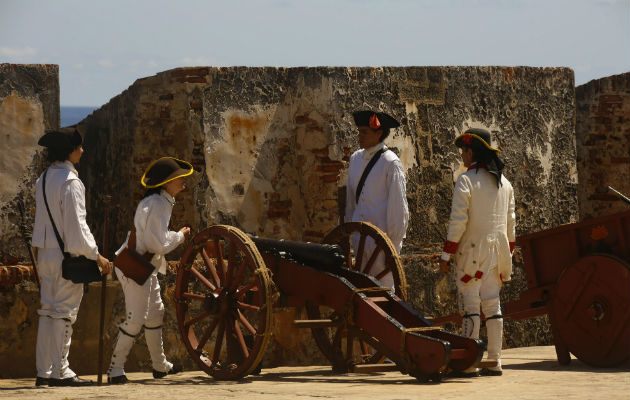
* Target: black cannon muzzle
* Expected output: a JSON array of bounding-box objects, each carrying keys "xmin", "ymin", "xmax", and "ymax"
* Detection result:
[{"xmin": 249, "ymin": 236, "xmax": 346, "ymax": 272}]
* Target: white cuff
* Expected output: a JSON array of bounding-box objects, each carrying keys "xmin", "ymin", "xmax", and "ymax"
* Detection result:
[{"xmin": 440, "ymin": 252, "xmax": 451, "ymax": 261}]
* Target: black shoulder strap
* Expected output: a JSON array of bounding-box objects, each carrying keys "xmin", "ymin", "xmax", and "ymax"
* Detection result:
[
  {"xmin": 42, "ymin": 169, "xmax": 68, "ymax": 256},
  {"xmin": 355, "ymin": 148, "xmax": 386, "ymax": 204}
]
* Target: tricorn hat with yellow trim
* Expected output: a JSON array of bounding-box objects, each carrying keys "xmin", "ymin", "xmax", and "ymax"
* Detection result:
[
  {"xmin": 454, "ymin": 128, "xmax": 500, "ymax": 153},
  {"xmin": 141, "ymin": 157, "xmax": 194, "ymax": 188}
]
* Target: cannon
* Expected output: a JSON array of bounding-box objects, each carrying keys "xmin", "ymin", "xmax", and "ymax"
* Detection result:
[
  {"xmin": 174, "ymin": 222, "xmax": 485, "ymax": 381},
  {"xmin": 431, "ymin": 210, "xmax": 630, "ymax": 367}
]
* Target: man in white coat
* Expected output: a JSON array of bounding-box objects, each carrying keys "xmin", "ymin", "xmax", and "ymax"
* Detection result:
[
  {"xmin": 32, "ymin": 127, "xmax": 112, "ymax": 386},
  {"xmin": 345, "ymin": 111, "xmax": 409, "ymax": 288},
  {"xmin": 439, "ymin": 128, "xmax": 516, "ymax": 376}
]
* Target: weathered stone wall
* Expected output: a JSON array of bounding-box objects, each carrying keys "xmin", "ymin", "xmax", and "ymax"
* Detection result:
[
  {"xmin": 0, "ymin": 64, "xmax": 59, "ymax": 265},
  {"xmin": 199, "ymin": 67, "xmax": 576, "ymax": 353},
  {"xmin": 576, "ymin": 72, "xmax": 630, "ymax": 220},
  {"xmin": 0, "ymin": 66, "xmax": 578, "ymax": 377}
]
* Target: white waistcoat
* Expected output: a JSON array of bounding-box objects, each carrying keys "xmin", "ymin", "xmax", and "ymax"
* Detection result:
[
  {"xmin": 32, "ymin": 161, "xmax": 99, "ymax": 260},
  {"xmin": 116, "ymin": 190, "xmax": 184, "ymax": 275},
  {"xmin": 345, "ymin": 143, "xmax": 409, "ymax": 251},
  {"xmin": 446, "ymin": 167, "xmax": 516, "ymax": 280}
]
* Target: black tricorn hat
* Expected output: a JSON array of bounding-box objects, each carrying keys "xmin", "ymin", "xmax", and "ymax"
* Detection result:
[
  {"xmin": 454, "ymin": 128, "xmax": 500, "ymax": 153},
  {"xmin": 141, "ymin": 157, "xmax": 194, "ymax": 188},
  {"xmin": 37, "ymin": 126, "xmax": 83, "ymax": 151},
  {"xmin": 352, "ymin": 111, "xmax": 400, "ymax": 130}
]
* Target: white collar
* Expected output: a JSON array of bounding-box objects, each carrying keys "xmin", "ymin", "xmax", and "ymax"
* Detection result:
[
  {"xmin": 160, "ymin": 189, "xmax": 176, "ymax": 206},
  {"xmin": 52, "ymin": 160, "xmax": 79, "ymax": 177},
  {"xmin": 362, "ymin": 142, "xmax": 386, "ymax": 160}
]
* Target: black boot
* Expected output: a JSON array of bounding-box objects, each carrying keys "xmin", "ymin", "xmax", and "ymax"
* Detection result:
[
  {"xmin": 153, "ymin": 364, "xmax": 183, "ymax": 379},
  {"xmin": 108, "ymin": 374, "xmax": 129, "ymax": 384},
  {"xmin": 35, "ymin": 377, "xmax": 49, "ymax": 386},
  {"xmin": 49, "ymin": 375, "xmax": 94, "ymax": 386}
]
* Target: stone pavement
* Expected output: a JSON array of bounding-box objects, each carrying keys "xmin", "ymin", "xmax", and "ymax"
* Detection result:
[{"xmin": 1, "ymin": 346, "xmax": 628, "ymax": 400}]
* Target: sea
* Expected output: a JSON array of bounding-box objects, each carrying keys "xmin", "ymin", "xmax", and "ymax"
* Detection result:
[{"xmin": 60, "ymin": 106, "xmax": 98, "ymax": 127}]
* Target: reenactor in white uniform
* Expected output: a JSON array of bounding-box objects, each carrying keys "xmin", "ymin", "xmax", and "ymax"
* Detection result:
[
  {"xmin": 32, "ymin": 127, "xmax": 113, "ymax": 386},
  {"xmin": 345, "ymin": 111, "xmax": 409, "ymax": 287},
  {"xmin": 439, "ymin": 128, "xmax": 516, "ymax": 376},
  {"xmin": 107, "ymin": 157, "xmax": 192, "ymax": 384}
]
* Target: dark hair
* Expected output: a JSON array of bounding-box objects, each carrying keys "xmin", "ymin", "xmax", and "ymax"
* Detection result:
[
  {"xmin": 470, "ymin": 144, "xmax": 493, "ymax": 164},
  {"xmin": 46, "ymin": 145, "xmax": 77, "ymax": 163},
  {"xmin": 379, "ymin": 128, "xmax": 391, "ymax": 142},
  {"xmin": 468, "ymin": 145, "xmax": 505, "ymax": 188},
  {"xmin": 142, "ymin": 187, "xmax": 162, "ymax": 199}
]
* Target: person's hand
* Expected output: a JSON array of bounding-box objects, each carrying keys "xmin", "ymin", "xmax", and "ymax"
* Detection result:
[
  {"xmin": 439, "ymin": 259, "xmax": 451, "ymax": 274},
  {"xmin": 97, "ymin": 254, "xmax": 113, "ymax": 275},
  {"xmin": 179, "ymin": 227, "xmax": 191, "ymax": 238}
]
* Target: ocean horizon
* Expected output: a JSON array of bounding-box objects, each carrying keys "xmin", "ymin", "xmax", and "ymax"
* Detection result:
[{"xmin": 60, "ymin": 106, "xmax": 97, "ymax": 127}]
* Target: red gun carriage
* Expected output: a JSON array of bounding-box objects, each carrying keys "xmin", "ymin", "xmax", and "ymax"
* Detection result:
[{"xmin": 174, "ymin": 222, "xmax": 484, "ymax": 382}]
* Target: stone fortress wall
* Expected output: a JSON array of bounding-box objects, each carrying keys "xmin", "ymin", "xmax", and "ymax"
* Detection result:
[
  {"xmin": 1, "ymin": 64, "xmax": 625, "ymax": 378},
  {"xmin": 575, "ymin": 72, "xmax": 630, "ymax": 220}
]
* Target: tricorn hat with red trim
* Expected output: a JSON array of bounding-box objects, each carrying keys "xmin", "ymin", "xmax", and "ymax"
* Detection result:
[
  {"xmin": 454, "ymin": 128, "xmax": 500, "ymax": 153},
  {"xmin": 352, "ymin": 111, "xmax": 400, "ymax": 131}
]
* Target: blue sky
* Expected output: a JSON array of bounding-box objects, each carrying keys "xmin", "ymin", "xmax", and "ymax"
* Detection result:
[{"xmin": 1, "ymin": 0, "xmax": 628, "ymax": 106}]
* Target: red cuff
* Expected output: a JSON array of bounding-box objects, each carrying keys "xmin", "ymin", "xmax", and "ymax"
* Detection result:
[
  {"xmin": 474, "ymin": 270, "xmax": 483, "ymax": 279},
  {"xmin": 460, "ymin": 274, "xmax": 472, "ymax": 283},
  {"xmin": 509, "ymin": 242, "xmax": 515, "ymax": 253},
  {"xmin": 443, "ymin": 240, "xmax": 459, "ymax": 254}
]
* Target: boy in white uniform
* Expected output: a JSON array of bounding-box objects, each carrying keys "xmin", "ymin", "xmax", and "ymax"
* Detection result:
[
  {"xmin": 107, "ymin": 157, "xmax": 192, "ymax": 384},
  {"xmin": 32, "ymin": 127, "xmax": 113, "ymax": 386},
  {"xmin": 439, "ymin": 128, "xmax": 516, "ymax": 376},
  {"xmin": 345, "ymin": 111, "xmax": 409, "ymax": 287}
]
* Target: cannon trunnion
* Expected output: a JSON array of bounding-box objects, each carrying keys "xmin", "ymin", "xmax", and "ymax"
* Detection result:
[{"xmin": 174, "ymin": 222, "xmax": 484, "ymax": 381}]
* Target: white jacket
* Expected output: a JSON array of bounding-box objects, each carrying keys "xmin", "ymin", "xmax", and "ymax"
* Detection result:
[
  {"xmin": 116, "ymin": 190, "xmax": 184, "ymax": 275},
  {"xmin": 32, "ymin": 161, "xmax": 99, "ymax": 260},
  {"xmin": 444, "ymin": 166, "xmax": 516, "ymax": 281},
  {"xmin": 345, "ymin": 143, "xmax": 409, "ymax": 252}
]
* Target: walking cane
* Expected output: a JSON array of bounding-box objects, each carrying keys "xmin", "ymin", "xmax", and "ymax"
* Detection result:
[{"xmin": 97, "ymin": 195, "xmax": 112, "ymax": 385}]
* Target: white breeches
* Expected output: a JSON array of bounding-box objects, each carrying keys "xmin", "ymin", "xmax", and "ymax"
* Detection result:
[
  {"xmin": 108, "ymin": 267, "xmax": 171, "ymax": 377},
  {"xmin": 456, "ymin": 265, "xmax": 503, "ymax": 369},
  {"xmin": 35, "ymin": 247, "xmax": 83, "ymax": 379}
]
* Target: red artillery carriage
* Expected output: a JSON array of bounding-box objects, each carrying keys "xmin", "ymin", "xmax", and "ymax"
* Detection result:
[
  {"xmin": 431, "ymin": 211, "xmax": 630, "ymax": 368},
  {"xmin": 174, "ymin": 222, "xmax": 485, "ymax": 381}
]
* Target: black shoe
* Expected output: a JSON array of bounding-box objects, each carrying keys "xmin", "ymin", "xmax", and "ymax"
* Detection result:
[
  {"xmin": 107, "ymin": 374, "xmax": 129, "ymax": 384},
  {"xmin": 153, "ymin": 364, "xmax": 183, "ymax": 379},
  {"xmin": 35, "ymin": 377, "xmax": 49, "ymax": 386},
  {"xmin": 49, "ymin": 375, "xmax": 94, "ymax": 386},
  {"xmin": 480, "ymin": 368, "xmax": 503, "ymax": 376},
  {"xmin": 448, "ymin": 369, "xmax": 480, "ymax": 378}
]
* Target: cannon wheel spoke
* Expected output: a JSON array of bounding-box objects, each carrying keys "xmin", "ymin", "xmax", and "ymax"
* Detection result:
[
  {"xmin": 200, "ymin": 248, "xmax": 221, "ymax": 289},
  {"xmin": 175, "ymin": 225, "xmax": 273, "ymax": 380},
  {"xmin": 184, "ymin": 311, "xmax": 210, "ymax": 329},
  {"xmin": 306, "ymin": 222, "xmax": 407, "ymax": 372}
]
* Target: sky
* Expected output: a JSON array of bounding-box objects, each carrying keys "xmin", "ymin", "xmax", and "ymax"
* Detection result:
[{"xmin": 1, "ymin": 0, "xmax": 629, "ymax": 107}]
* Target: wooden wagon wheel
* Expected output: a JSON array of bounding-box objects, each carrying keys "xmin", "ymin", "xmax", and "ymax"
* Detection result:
[
  {"xmin": 552, "ymin": 254, "xmax": 630, "ymax": 367},
  {"xmin": 306, "ymin": 221, "xmax": 407, "ymax": 372},
  {"xmin": 175, "ymin": 225, "xmax": 274, "ymax": 380}
]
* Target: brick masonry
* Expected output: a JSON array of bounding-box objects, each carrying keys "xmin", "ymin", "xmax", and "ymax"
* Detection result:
[{"xmin": 575, "ymin": 72, "xmax": 630, "ymax": 220}]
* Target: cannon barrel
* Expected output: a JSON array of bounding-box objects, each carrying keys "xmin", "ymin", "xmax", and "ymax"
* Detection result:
[{"xmin": 249, "ymin": 236, "xmax": 345, "ymax": 272}]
